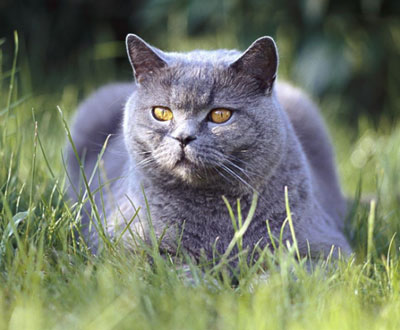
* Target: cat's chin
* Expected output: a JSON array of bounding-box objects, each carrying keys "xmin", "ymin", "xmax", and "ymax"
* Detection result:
[
  {"xmin": 168, "ymin": 158, "xmax": 222, "ymax": 187},
  {"xmin": 172, "ymin": 159, "xmax": 206, "ymax": 185},
  {"xmin": 152, "ymin": 146, "xmax": 220, "ymax": 186}
]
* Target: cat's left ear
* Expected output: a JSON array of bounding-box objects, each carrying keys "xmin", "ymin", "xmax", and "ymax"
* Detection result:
[
  {"xmin": 126, "ymin": 34, "xmax": 168, "ymax": 83},
  {"xmin": 230, "ymin": 36, "xmax": 278, "ymax": 93}
]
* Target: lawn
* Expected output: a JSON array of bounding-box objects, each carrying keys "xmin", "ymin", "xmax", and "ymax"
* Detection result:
[{"xmin": 1, "ymin": 35, "xmax": 400, "ymax": 330}]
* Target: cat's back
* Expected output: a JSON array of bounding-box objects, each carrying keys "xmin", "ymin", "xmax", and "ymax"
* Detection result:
[
  {"xmin": 66, "ymin": 83, "xmax": 134, "ymax": 191},
  {"xmin": 276, "ymin": 82, "xmax": 346, "ymax": 224},
  {"xmin": 69, "ymin": 83, "xmax": 133, "ymax": 153}
]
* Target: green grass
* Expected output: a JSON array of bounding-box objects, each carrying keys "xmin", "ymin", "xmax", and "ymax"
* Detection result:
[{"xmin": 1, "ymin": 34, "xmax": 400, "ymax": 330}]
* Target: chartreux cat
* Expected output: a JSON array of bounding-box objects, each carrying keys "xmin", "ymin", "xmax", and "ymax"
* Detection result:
[{"xmin": 66, "ymin": 34, "xmax": 351, "ymax": 261}]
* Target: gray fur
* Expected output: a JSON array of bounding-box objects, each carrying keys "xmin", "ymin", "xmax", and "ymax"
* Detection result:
[{"xmin": 66, "ymin": 35, "xmax": 351, "ymax": 260}]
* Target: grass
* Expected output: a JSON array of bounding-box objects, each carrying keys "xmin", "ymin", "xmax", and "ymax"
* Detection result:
[{"xmin": 1, "ymin": 34, "xmax": 400, "ymax": 330}]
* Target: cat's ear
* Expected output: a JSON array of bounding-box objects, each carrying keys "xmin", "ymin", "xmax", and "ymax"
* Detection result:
[
  {"xmin": 126, "ymin": 34, "xmax": 167, "ymax": 83},
  {"xmin": 230, "ymin": 36, "xmax": 278, "ymax": 93}
]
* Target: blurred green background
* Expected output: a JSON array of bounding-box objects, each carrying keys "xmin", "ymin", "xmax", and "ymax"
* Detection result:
[{"xmin": 1, "ymin": 0, "xmax": 399, "ymax": 124}]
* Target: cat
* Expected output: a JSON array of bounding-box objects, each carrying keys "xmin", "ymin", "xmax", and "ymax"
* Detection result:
[{"xmin": 66, "ymin": 34, "xmax": 352, "ymax": 261}]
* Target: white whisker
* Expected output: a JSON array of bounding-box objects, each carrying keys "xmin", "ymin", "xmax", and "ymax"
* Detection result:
[{"xmin": 219, "ymin": 163, "xmax": 261, "ymax": 196}]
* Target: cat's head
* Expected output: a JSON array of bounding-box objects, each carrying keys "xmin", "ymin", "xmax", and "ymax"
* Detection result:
[{"xmin": 123, "ymin": 35, "xmax": 287, "ymax": 190}]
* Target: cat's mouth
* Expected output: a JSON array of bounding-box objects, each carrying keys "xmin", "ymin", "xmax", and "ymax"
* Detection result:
[
  {"xmin": 155, "ymin": 145, "xmax": 214, "ymax": 183},
  {"xmin": 171, "ymin": 150, "xmax": 206, "ymax": 182},
  {"xmin": 175, "ymin": 152, "xmax": 195, "ymax": 169}
]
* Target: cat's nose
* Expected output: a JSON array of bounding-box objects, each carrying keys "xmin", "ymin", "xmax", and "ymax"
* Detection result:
[
  {"xmin": 174, "ymin": 134, "xmax": 197, "ymax": 147},
  {"xmin": 171, "ymin": 121, "xmax": 198, "ymax": 147}
]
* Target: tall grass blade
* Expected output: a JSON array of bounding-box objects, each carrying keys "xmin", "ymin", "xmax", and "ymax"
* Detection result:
[
  {"xmin": 367, "ymin": 199, "xmax": 376, "ymax": 265},
  {"xmin": 284, "ymin": 186, "xmax": 301, "ymax": 260}
]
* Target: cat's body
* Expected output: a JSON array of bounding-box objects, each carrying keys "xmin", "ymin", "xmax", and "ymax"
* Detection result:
[{"xmin": 67, "ymin": 35, "xmax": 351, "ymax": 259}]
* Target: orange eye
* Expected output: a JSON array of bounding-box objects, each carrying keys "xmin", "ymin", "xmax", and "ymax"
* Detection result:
[
  {"xmin": 153, "ymin": 107, "xmax": 173, "ymax": 121},
  {"xmin": 209, "ymin": 108, "xmax": 232, "ymax": 124}
]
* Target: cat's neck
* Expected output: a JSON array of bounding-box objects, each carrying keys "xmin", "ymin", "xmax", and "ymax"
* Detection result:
[{"xmin": 138, "ymin": 171, "xmax": 254, "ymax": 204}]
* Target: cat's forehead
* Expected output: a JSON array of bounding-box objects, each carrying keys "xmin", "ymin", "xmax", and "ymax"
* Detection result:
[
  {"xmin": 161, "ymin": 51, "xmax": 245, "ymax": 110},
  {"xmin": 167, "ymin": 49, "xmax": 241, "ymax": 64},
  {"xmin": 165, "ymin": 65, "xmax": 219, "ymax": 111},
  {"xmin": 138, "ymin": 49, "xmax": 260, "ymax": 112}
]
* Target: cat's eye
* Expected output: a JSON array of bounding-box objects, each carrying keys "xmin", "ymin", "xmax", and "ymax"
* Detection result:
[
  {"xmin": 153, "ymin": 106, "xmax": 173, "ymax": 121},
  {"xmin": 209, "ymin": 108, "xmax": 232, "ymax": 124}
]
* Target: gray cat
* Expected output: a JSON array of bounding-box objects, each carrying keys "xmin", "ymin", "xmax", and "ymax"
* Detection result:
[{"xmin": 67, "ymin": 34, "xmax": 351, "ymax": 261}]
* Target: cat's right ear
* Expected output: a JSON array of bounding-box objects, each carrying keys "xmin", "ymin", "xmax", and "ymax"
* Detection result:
[
  {"xmin": 230, "ymin": 36, "xmax": 278, "ymax": 93},
  {"xmin": 126, "ymin": 34, "xmax": 167, "ymax": 83}
]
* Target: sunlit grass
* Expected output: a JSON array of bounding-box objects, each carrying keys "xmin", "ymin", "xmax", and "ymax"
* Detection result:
[{"xmin": 1, "ymin": 35, "xmax": 400, "ymax": 329}]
